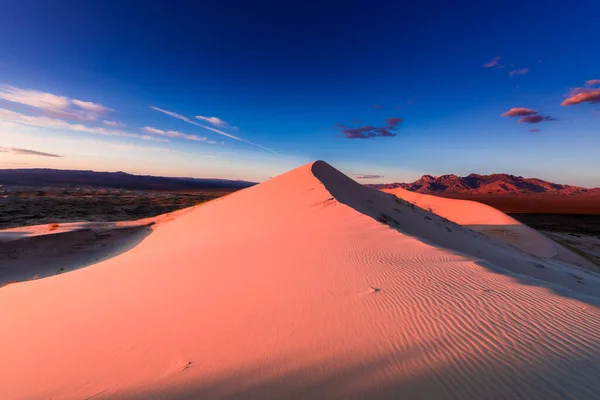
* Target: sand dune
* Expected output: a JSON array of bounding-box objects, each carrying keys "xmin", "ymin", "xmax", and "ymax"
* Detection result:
[
  {"xmin": 0, "ymin": 207, "xmax": 197, "ymax": 288},
  {"xmin": 0, "ymin": 161, "xmax": 599, "ymax": 399},
  {"xmin": 0, "ymin": 222, "xmax": 152, "ymax": 288},
  {"xmin": 382, "ymin": 186, "xmax": 595, "ymax": 268},
  {"xmin": 382, "ymin": 187, "xmax": 557, "ymax": 256}
]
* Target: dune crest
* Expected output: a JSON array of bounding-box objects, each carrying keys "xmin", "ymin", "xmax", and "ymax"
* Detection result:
[{"xmin": 0, "ymin": 161, "xmax": 599, "ymax": 399}]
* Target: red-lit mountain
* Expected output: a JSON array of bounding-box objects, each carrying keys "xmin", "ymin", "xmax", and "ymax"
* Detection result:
[{"xmin": 369, "ymin": 173, "xmax": 600, "ymax": 195}]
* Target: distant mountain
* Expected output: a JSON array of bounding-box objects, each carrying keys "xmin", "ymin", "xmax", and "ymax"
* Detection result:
[
  {"xmin": 0, "ymin": 169, "xmax": 257, "ymax": 191},
  {"xmin": 368, "ymin": 173, "xmax": 600, "ymax": 196}
]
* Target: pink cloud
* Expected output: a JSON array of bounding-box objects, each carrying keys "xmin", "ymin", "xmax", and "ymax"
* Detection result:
[
  {"xmin": 585, "ymin": 79, "xmax": 600, "ymax": 87},
  {"xmin": 518, "ymin": 115, "xmax": 557, "ymax": 124},
  {"xmin": 0, "ymin": 85, "xmax": 113, "ymax": 121},
  {"xmin": 0, "ymin": 86, "xmax": 70, "ymax": 110},
  {"xmin": 0, "ymin": 107, "xmax": 166, "ymax": 142},
  {"xmin": 336, "ymin": 117, "xmax": 402, "ymax": 139},
  {"xmin": 42, "ymin": 109, "xmax": 97, "ymax": 122},
  {"xmin": 529, "ymin": 129, "xmax": 540, "ymax": 132},
  {"xmin": 509, "ymin": 68, "xmax": 529, "ymax": 77},
  {"xmin": 501, "ymin": 108, "xmax": 538, "ymax": 117},
  {"xmin": 72, "ymin": 99, "xmax": 113, "ymax": 114},
  {"xmin": 386, "ymin": 117, "xmax": 403, "ymax": 127},
  {"xmin": 483, "ymin": 56, "xmax": 501, "ymax": 68},
  {"xmin": 501, "ymin": 107, "xmax": 557, "ymax": 124},
  {"xmin": 561, "ymin": 87, "xmax": 600, "ymax": 106}
]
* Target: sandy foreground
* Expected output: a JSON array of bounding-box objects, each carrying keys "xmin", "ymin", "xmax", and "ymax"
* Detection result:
[{"xmin": 0, "ymin": 161, "xmax": 599, "ymax": 399}]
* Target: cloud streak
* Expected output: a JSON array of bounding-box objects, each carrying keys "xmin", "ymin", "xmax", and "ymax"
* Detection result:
[
  {"xmin": 0, "ymin": 108, "xmax": 167, "ymax": 142},
  {"xmin": 561, "ymin": 87, "xmax": 600, "ymax": 106},
  {"xmin": 337, "ymin": 117, "xmax": 402, "ymax": 139},
  {"xmin": 501, "ymin": 107, "xmax": 557, "ymax": 124},
  {"xmin": 102, "ymin": 120, "xmax": 125, "ymax": 127},
  {"xmin": 518, "ymin": 115, "xmax": 557, "ymax": 123},
  {"xmin": 151, "ymin": 106, "xmax": 276, "ymax": 153},
  {"xmin": 483, "ymin": 56, "xmax": 502, "ymax": 68},
  {"xmin": 142, "ymin": 126, "xmax": 211, "ymax": 142},
  {"xmin": 509, "ymin": 68, "xmax": 529, "ymax": 77},
  {"xmin": 0, "ymin": 85, "xmax": 113, "ymax": 121},
  {"xmin": 0, "ymin": 146, "xmax": 61, "ymax": 157},
  {"xmin": 195, "ymin": 115, "xmax": 229, "ymax": 128},
  {"xmin": 585, "ymin": 79, "xmax": 600, "ymax": 87},
  {"xmin": 71, "ymin": 99, "xmax": 113, "ymax": 114},
  {"xmin": 501, "ymin": 108, "xmax": 538, "ymax": 117}
]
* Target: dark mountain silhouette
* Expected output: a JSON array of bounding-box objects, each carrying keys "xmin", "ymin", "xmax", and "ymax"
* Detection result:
[
  {"xmin": 368, "ymin": 173, "xmax": 600, "ymax": 195},
  {"xmin": 0, "ymin": 169, "xmax": 256, "ymax": 191}
]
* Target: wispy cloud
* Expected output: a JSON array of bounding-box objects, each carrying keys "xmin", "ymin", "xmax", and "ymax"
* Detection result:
[
  {"xmin": 501, "ymin": 107, "xmax": 557, "ymax": 124},
  {"xmin": 149, "ymin": 107, "xmax": 194, "ymax": 124},
  {"xmin": 483, "ymin": 56, "xmax": 502, "ymax": 68},
  {"xmin": 150, "ymin": 106, "xmax": 276, "ymax": 153},
  {"xmin": 0, "ymin": 108, "xmax": 167, "ymax": 142},
  {"xmin": 372, "ymin": 105, "xmax": 382, "ymax": 109},
  {"xmin": 0, "ymin": 85, "xmax": 113, "ymax": 121},
  {"xmin": 102, "ymin": 120, "xmax": 125, "ymax": 127},
  {"xmin": 529, "ymin": 129, "xmax": 540, "ymax": 132},
  {"xmin": 501, "ymin": 108, "xmax": 538, "ymax": 117},
  {"xmin": 71, "ymin": 99, "xmax": 113, "ymax": 114},
  {"xmin": 0, "ymin": 146, "xmax": 61, "ymax": 157},
  {"xmin": 509, "ymin": 68, "xmax": 529, "ymax": 77},
  {"xmin": 354, "ymin": 174, "xmax": 384, "ymax": 179},
  {"xmin": 195, "ymin": 115, "xmax": 229, "ymax": 128},
  {"xmin": 142, "ymin": 126, "xmax": 208, "ymax": 141},
  {"xmin": 336, "ymin": 117, "xmax": 402, "ymax": 139},
  {"xmin": 561, "ymin": 85, "xmax": 600, "ymax": 106},
  {"xmin": 585, "ymin": 79, "xmax": 600, "ymax": 87}
]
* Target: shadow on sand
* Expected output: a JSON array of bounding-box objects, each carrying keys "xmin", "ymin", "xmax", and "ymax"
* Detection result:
[
  {"xmin": 0, "ymin": 224, "xmax": 153, "ymax": 287},
  {"xmin": 311, "ymin": 161, "xmax": 600, "ymax": 307}
]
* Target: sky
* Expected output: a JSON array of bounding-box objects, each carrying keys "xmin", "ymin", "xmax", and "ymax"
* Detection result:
[{"xmin": 0, "ymin": 0, "xmax": 599, "ymax": 186}]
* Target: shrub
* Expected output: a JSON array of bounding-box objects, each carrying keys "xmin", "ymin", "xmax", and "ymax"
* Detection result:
[{"xmin": 377, "ymin": 214, "xmax": 392, "ymax": 224}]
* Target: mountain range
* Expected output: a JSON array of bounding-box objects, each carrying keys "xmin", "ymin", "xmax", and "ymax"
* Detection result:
[
  {"xmin": 368, "ymin": 173, "xmax": 600, "ymax": 196},
  {"xmin": 0, "ymin": 169, "xmax": 256, "ymax": 191},
  {"xmin": 2, "ymin": 168, "xmax": 598, "ymax": 196}
]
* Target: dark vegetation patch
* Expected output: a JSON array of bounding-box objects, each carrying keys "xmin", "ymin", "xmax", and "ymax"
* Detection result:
[{"xmin": 0, "ymin": 186, "xmax": 236, "ymax": 229}]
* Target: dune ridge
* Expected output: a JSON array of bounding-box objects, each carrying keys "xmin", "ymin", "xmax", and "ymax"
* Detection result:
[
  {"xmin": 380, "ymin": 186, "xmax": 595, "ymax": 270},
  {"xmin": 0, "ymin": 161, "xmax": 599, "ymax": 399}
]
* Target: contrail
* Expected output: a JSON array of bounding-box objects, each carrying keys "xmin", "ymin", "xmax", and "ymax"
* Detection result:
[{"xmin": 150, "ymin": 106, "xmax": 277, "ymax": 153}]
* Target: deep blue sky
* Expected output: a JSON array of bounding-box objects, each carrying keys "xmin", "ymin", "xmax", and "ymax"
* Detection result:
[{"xmin": 1, "ymin": 0, "xmax": 599, "ymax": 185}]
